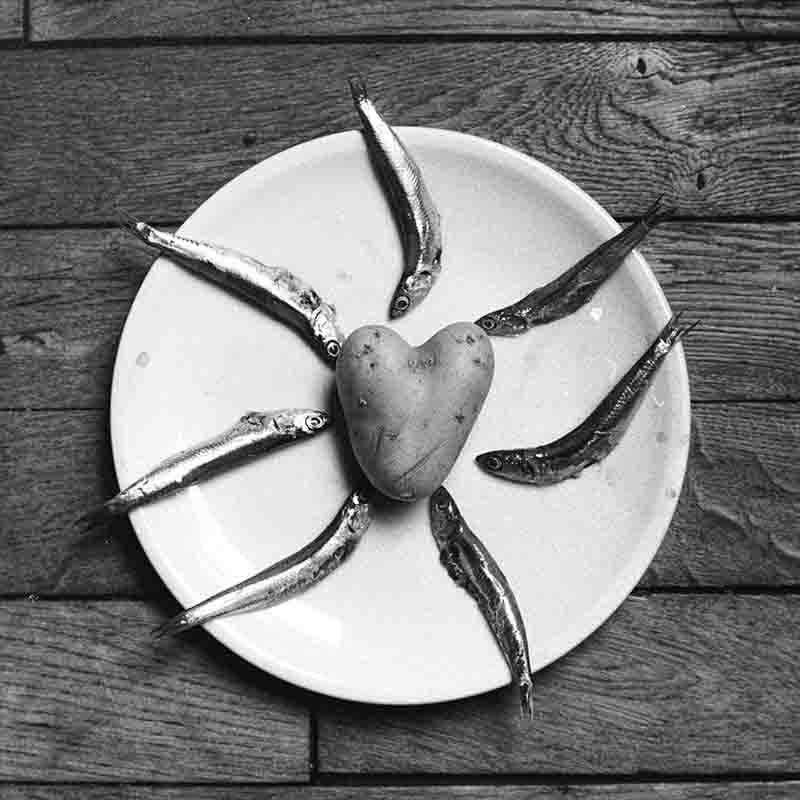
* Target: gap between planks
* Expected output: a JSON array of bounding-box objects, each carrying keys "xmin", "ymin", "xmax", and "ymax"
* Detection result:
[
  {"xmin": 2, "ymin": 398, "xmax": 798, "ymax": 413},
  {"xmin": 2, "ymin": 586, "xmax": 799, "ymax": 602},
  {"xmin": 15, "ymin": 32, "xmax": 800, "ymax": 49},
  {"xmin": 0, "ymin": 774, "xmax": 798, "ymax": 786},
  {"xmin": 4, "ymin": 215, "xmax": 800, "ymax": 231}
]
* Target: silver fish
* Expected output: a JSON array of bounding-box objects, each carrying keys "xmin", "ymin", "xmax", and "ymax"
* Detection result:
[
  {"xmin": 476, "ymin": 313, "xmax": 697, "ymax": 485},
  {"xmin": 155, "ymin": 489, "xmax": 373, "ymax": 637},
  {"xmin": 120, "ymin": 214, "xmax": 345, "ymax": 363},
  {"xmin": 349, "ymin": 77, "xmax": 443, "ymax": 318},
  {"xmin": 476, "ymin": 197, "xmax": 671, "ymax": 336},
  {"xmin": 77, "ymin": 408, "xmax": 330, "ymax": 529},
  {"xmin": 429, "ymin": 486, "xmax": 533, "ymax": 718}
]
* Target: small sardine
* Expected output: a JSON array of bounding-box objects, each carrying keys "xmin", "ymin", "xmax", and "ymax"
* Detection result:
[
  {"xmin": 476, "ymin": 197, "xmax": 671, "ymax": 336},
  {"xmin": 120, "ymin": 214, "xmax": 345, "ymax": 363},
  {"xmin": 475, "ymin": 313, "xmax": 697, "ymax": 485},
  {"xmin": 154, "ymin": 489, "xmax": 373, "ymax": 637},
  {"xmin": 349, "ymin": 77, "xmax": 443, "ymax": 318},
  {"xmin": 77, "ymin": 408, "xmax": 330, "ymax": 530},
  {"xmin": 429, "ymin": 486, "xmax": 533, "ymax": 717}
]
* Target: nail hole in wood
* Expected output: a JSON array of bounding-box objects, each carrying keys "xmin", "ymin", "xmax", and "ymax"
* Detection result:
[
  {"xmin": 696, "ymin": 171, "xmax": 707, "ymax": 190},
  {"xmin": 636, "ymin": 57, "xmax": 647, "ymax": 75}
]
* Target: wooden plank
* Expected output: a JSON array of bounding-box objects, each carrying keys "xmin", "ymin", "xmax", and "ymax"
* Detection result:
[
  {"xmin": 0, "ymin": 0, "xmax": 21, "ymax": 39},
  {"xmin": 648, "ymin": 223, "xmax": 800, "ymax": 403},
  {"xmin": 0, "ymin": 410, "xmax": 163, "ymax": 597},
  {"xmin": 0, "ymin": 42, "xmax": 798, "ymax": 224},
  {"xmin": 317, "ymin": 594, "xmax": 800, "ymax": 774},
  {"xmin": 2, "ymin": 783, "xmax": 800, "ymax": 799},
  {"xmin": 0, "ymin": 229, "xmax": 147, "ymax": 411},
  {"xmin": 28, "ymin": 1, "xmax": 800, "ymax": 41},
  {"xmin": 645, "ymin": 402, "xmax": 800, "ymax": 587},
  {"xmin": 1, "ymin": 404, "xmax": 797, "ymax": 595},
  {"xmin": 0, "ymin": 601, "xmax": 309, "ymax": 781},
  {"xmin": 1, "ymin": 224, "xmax": 798, "ymax": 409}
]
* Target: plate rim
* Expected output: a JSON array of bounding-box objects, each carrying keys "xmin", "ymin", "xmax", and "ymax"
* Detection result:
[{"xmin": 110, "ymin": 126, "xmax": 691, "ymax": 705}]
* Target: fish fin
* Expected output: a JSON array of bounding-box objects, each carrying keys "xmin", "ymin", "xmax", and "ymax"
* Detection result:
[
  {"xmin": 152, "ymin": 611, "xmax": 197, "ymax": 639},
  {"xmin": 73, "ymin": 502, "xmax": 114, "ymax": 534},
  {"xmin": 348, "ymin": 75, "xmax": 369, "ymax": 103},
  {"xmin": 440, "ymin": 547, "xmax": 468, "ymax": 587}
]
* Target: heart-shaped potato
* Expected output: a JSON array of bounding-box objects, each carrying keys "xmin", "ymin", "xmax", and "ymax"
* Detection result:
[{"xmin": 336, "ymin": 322, "xmax": 494, "ymax": 501}]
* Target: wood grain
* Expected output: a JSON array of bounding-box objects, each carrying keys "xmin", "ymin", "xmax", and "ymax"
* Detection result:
[
  {"xmin": 2, "ymin": 224, "xmax": 798, "ymax": 409},
  {"xmin": 1, "ymin": 404, "xmax": 797, "ymax": 595},
  {"xmin": 0, "ymin": 42, "xmax": 798, "ymax": 225},
  {"xmin": 28, "ymin": 1, "xmax": 800, "ymax": 40},
  {"xmin": 0, "ymin": 601, "xmax": 309, "ymax": 781},
  {"xmin": 316, "ymin": 594, "xmax": 800, "ymax": 774},
  {"xmin": 2, "ymin": 784, "xmax": 800, "ymax": 799},
  {"xmin": 0, "ymin": 0, "xmax": 21, "ymax": 39}
]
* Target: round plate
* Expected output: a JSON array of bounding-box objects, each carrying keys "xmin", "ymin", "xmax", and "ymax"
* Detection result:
[{"xmin": 111, "ymin": 128, "xmax": 690, "ymax": 705}]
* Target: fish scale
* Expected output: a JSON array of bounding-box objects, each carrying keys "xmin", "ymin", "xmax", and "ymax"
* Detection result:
[
  {"xmin": 349, "ymin": 77, "xmax": 443, "ymax": 318},
  {"xmin": 430, "ymin": 486, "xmax": 534, "ymax": 718},
  {"xmin": 475, "ymin": 313, "xmax": 698, "ymax": 485}
]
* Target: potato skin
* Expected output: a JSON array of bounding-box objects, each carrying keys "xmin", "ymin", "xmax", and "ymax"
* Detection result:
[{"xmin": 336, "ymin": 322, "xmax": 494, "ymax": 501}]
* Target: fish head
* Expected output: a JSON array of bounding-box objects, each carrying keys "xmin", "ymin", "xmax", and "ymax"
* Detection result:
[
  {"xmin": 475, "ymin": 449, "xmax": 518, "ymax": 478},
  {"xmin": 296, "ymin": 409, "xmax": 332, "ymax": 435},
  {"xmin": 475, "ymin": 310, "xmax": 527, "ymax": 337},
  {"xmin": 346, "ymin": 489, "xmax": 373, "ymax": 535},
  {"xmin": 311, "ymin": 303, "xmax": 345, "ymax": 362},
  {"xmin": 429, "ymin": 486, "xmax": 461, "ymax": 549},
  {"xmin": 237, "ymin": 411, "xmax": 274, "ymax": 431},
  {"xmin": 271, "ymin": 409, "xmax": 331, "ymax": 437},
  {"xmin": 389, "ymin": 270, "xmax": 434, "ymax": 318}
]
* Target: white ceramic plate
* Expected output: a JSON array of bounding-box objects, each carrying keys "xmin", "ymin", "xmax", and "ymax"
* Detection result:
[{"xmin": 111, "ymin": 128, "xmax": 690, "ymax": 705}]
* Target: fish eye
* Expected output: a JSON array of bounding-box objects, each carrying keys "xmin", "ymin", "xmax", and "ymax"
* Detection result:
[
  {"xmin": 307, "ymin": 414, "xmax": 325, "ymax": 430},
  {"xmin": 479, "ymin": 316, "xmax": 496, "ymax": 331},
  {"xmin": 394, "ymin": 295, "xmax": 410, "ymax": 312},
  {"xmin": 486, "ymin": 455, "xmax": 503, "ymax": 471},
  {"xmin": 326, "ymin": 341, "xmax": 341, "ymax": 359}
]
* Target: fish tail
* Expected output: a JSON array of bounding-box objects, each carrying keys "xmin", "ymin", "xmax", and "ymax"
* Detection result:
[
  {"xmin": 152, "ymin": 610, "xmax": 200, "ymax": 639},
  {"xmin": 73, "ymin": 502, "xmax": 114, "ymax": 533},
  {"xmin": 519, "ymin": 676, "xmax": 534, "ymax": 719},
  {"xmin": 153, "ymin": 595, "xmax": 258, "ymax": 639},
  {"xmin": 662, "ymin": 311, "xmax": 700, "ymax": 348},
  {"xmin": 641, "ymin": 194, "xmax": 675, "ymax": 229},
  {"xmin": 116, "ymin": 208, "xmax": 152, "ymax": 242},
  {"xmin": 348, "ymin": 75, "xmax": 369, "ymax": 104}
]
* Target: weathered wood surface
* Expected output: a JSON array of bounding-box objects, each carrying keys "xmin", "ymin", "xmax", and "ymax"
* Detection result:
[
  {"xmin": 3, "ymin": 783, "xmax": 800, "ymax": 799},
  {"xmin": 1, "ymin": 42, "xmax": 798, "ymax": 225},
  {"xmin": 3, "ymin": 2, "xmax": 799, "ymax": 792},
  {"xmin": 0, "ymin": 601, "xmax": 309, "ymax": 781},
  {"xmin": 2, "ymin": 224, "xmax": 798, "ymax": 409},
  {"xmin": 317, "ymin": 594, "xmax": 799, "ymax": 774},
  {"xmin": 0, "ymin": 0, "xmax": 20, "ymax": 39},
  {"xmin": 2, "ymin": 404, "xmax": 797, "ymax": 595},
  {"xmin": 27, "ymin": 0, "xmax": 800, "ymax": 40}
]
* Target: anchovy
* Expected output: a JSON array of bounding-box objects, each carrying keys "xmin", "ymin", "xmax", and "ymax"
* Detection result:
[
  {"xmin": 476, "ymin": 197, "xmax": 671, "ymax": 336},
  {"xmin": 475, "ymin": 313, "xmax": 697, "ymax": 485},
  {"xmin": 429, "ymin": 486, "xmax": 533, "ymax": 718},
  {"xmin": 349, "ymin": 77, "xmax": 443, "ymax": 318},
  {"xmin": 77, "ymin": 409, "xmax": 330, "ymax": 530},
  {"xmin": 120, "ymin": 214, "xmax": 345, "ymax": 363},
  {"xmin": 155, "ymin": 489, "xmax": 373, "ymax": 637}
]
